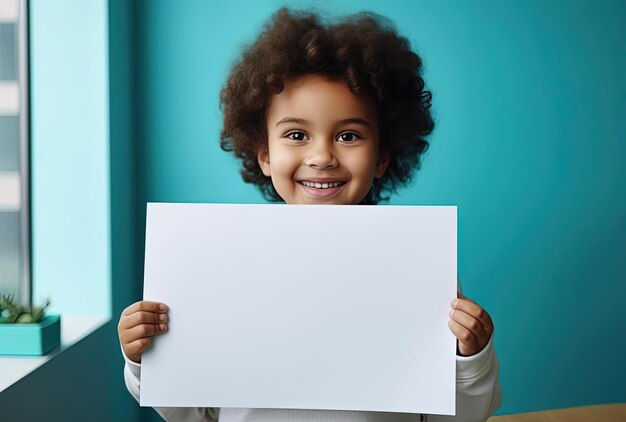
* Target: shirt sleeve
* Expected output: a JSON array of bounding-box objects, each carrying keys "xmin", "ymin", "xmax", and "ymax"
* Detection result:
[
  {"xmin": 425, "ymin": 278, "xmax": 503, "ymax": 421},
  {"xmin": 121, "ymin": 346, "xmax": 219, "ymax": 422},
  {"xmin": 427, "ymin": 330, "xmax": 502, "ymax": 422}
]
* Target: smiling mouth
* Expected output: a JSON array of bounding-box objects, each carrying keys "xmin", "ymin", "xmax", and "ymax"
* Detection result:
[{"xmin": 298, "ymin": 180, "xmax": 346, "ymax": 189}]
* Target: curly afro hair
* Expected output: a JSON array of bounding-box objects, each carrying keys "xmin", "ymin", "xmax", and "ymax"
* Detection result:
[{"xmin": 220, "ymin": 7, "xmax": 434, "ymax": 204}]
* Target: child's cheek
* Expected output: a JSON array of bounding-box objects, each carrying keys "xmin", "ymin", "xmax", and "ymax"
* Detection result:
[{"xmin": 267, "ymin": 144, "xmax": 303, "ymax": 203}]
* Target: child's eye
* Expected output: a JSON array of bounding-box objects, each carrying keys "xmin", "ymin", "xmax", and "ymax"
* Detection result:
[
  {"xmin": 285, "ymin": 131, "xmax": 309, "ymax": 142},
  {"xmin": 337, "ymin": 132, "xmax": 361, "ymax": 143}
]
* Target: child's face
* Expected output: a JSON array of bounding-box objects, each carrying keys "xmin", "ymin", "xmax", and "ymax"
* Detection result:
[{"xmin": 259, "ymin": 74, "xmax": 389, "ymax": 205}]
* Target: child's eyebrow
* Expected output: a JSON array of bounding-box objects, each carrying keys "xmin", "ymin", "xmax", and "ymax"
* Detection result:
[{"xmin": 274, "ymin": 117, "xmax": 372, "ymax": 129}]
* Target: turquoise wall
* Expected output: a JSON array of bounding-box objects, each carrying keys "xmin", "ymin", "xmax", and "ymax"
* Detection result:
[{"xmin": 133, "ymin": 0, "xmax": 626, "ymax": 415}]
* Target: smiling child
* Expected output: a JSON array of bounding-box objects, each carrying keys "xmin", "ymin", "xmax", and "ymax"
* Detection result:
[
  {"xmin": 118, "ymin": 7, "xmax": 501, "ymax": 421},
  {"xmin": 259, "ymin": 74, "xmax": 387, "ymax": 205}
]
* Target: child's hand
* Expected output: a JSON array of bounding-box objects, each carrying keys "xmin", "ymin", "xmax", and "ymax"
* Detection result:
[
  {"xmin": 448, "ymin": 292, "xmax": 494, "ymax": 356},
  {"xmin": 118, "ymin": 301, "xmax": 169, "ymax": 364}
]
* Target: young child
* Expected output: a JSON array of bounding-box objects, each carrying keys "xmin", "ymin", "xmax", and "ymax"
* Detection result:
[{"xmin": 118, "ymin": 7, "xmax": 501, "ymax": 421}]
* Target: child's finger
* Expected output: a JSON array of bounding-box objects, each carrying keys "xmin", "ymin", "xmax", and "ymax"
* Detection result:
[
  {"xmin": 448, "ymin": 319, "xmax": 479, "ymax": 350},
  {"xmin": 450, "ymin": 308, "xmax": 486, "ymax": 338},
  {"xmin": 125, "ymin": 337, "xmax": 153, "ymax": 358},
  {"xmin": 451, "ymin": 298, "xmax": 493, "ymax": 331},
  {"xmin": 122, "ymin": 322, "xmax": 167, "ymax": 344},
  {"xmin": 121, "ymin": 310, "xmax": 168, "ymax": 330},
  {"xmin": 123, "ymin": 301, "xmax": 168, "ymax": 317},
  {"xmin": 457, "ymin": 292, "xmax": 479, "ymax": 305}
]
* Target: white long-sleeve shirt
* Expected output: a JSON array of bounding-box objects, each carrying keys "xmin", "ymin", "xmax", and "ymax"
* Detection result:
[{"xmin": 123, "ymin": 332, "xmax": 501, "ymax": 422}]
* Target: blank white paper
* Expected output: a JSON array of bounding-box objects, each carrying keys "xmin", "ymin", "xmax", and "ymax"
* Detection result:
[{"xmin": 140, "ymin": 203, "xmax": 457, "ymax": 415}]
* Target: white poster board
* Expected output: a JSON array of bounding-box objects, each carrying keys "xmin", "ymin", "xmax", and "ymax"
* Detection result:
[{"xmin": 141, "ymin": 203, "xmax": 457, "ymax": 415}]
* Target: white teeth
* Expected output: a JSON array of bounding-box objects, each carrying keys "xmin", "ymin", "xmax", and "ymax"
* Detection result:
[{"xmin": 301, "ymin": 181, "xmax": 343, "ymax": 189}]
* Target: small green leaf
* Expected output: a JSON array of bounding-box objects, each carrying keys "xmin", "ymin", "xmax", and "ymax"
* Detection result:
[{"xmin": 17, "ymin": 314, "xmax": 32, "ymax": 323}]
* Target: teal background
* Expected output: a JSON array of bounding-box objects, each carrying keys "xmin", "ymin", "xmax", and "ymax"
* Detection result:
[
  {"xmin": 1, "ymin": 0, "xmax": 623, "ymax": 420},
  {"xmin": 132, "ymin": 0, "xmax": 625, "ymax": 416}
]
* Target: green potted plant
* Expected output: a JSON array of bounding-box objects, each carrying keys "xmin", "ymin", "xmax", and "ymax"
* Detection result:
[{"xmin": 0, "ymin": 294, "xmax": 60, "ymax": 355}]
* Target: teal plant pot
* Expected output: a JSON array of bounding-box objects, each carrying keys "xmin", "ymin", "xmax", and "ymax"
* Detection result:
[{"xmin": 0, "ymin": 314, "xmax": 61, "ymax": 356}]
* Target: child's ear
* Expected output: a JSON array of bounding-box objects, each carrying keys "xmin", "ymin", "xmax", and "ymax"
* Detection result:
[
  {"xmin": 374, "ymin": 150, "xmax": 390, "ymax": 178},
  {"xmin": 257, "ymin": 148, "xmax": 271, "ymax": 177}
]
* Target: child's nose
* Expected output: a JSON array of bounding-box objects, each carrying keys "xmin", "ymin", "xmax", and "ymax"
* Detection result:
[{"xmin": 305, "ymin": 139, "xmax": 338, "ymax": 169}]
